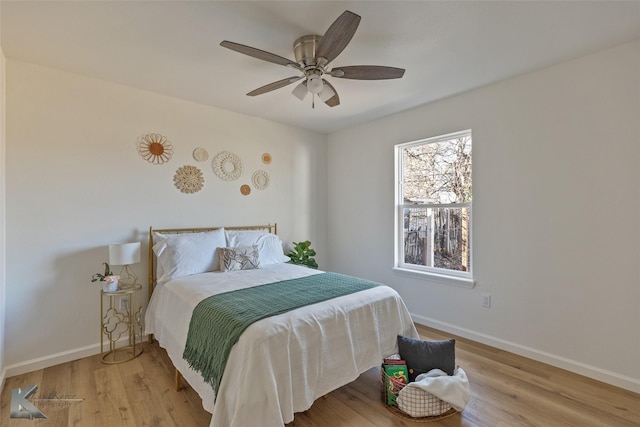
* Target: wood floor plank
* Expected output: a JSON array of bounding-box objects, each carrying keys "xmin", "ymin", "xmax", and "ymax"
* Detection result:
[
  {"xmin": 2, "ymin": 325, "xmax": 639, "ymax": 426},
  {"xmin": 67, "ymin": 356, "xmax": 101, "ymax": 427},
  {"xmin": 94, "ymin": 365, "xmax": 138, "ymax": 426},
  {"xmin": 122, "ymin": 358, "xmax": 206, "ymax": 426}
]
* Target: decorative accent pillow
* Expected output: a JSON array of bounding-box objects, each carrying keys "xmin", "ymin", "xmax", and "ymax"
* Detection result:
[
  {"xmin": 397, "ymin": 335, "xmax": 456, "ymax": 381},
  {"xmin": 218, "ymin": 245, "xmax": 261, "ymax": 272},
  {"xmin": 225, "ymin": 230, "xmax": 290, "ymax": 265},
  {"xmin": 153, "ymin": 228, "xmax": 226, "ymax": 284}
]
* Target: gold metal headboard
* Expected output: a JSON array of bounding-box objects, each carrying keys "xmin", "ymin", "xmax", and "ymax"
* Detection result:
[{"xmin": 147, "ymin": 224, "xmax": 277, "ymax": 300}]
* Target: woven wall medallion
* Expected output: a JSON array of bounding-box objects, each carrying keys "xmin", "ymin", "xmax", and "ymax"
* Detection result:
[
  {"xmin": 212, "ymin": 151, "xmax": 243, "ymax": 181},
  {"xmin": 251, "ymin": 170, "xmax": 269, "ymax": 190},
  {"xmin": 262, "ymin": 153, "xmax": 272, "ymax": 164},
  {"xmin": 137, "ymin": 133, "xmax": 174, "ymax": 164},
  {"xmin": 240, "ymin": 184, "xmax": 251, "ymax": 196},
  {"xmin": 174, "ymin": 165, "xmax": 204, "ymax": 193}
]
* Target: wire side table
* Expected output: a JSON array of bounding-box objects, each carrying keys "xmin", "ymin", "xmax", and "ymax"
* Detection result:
[{"xmin": 100, "ymin": 284, "xmax": 143, "ymax": 364}]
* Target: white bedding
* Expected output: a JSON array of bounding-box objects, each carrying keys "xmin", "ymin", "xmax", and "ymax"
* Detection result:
[{"xmin": 145, "ymin": 263, "xmax": 418, "ymax": 427}]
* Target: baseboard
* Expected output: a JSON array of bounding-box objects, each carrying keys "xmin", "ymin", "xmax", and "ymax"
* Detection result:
[
  {"xmin": 5, "ymin": 343, "xmax": 101, "ymax": 378},
  {"xmin": 411, "ymin": 313, "xmax": 640, "ymax": 394},
  {"xmin": 4, "ymin": 335, "xmax": 150, "ymax": 379}
]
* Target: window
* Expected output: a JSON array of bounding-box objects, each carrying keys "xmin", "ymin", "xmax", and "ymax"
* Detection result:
[{"xmin": 395, "ymin": 130, "xmax": 472, "ymax": 285}]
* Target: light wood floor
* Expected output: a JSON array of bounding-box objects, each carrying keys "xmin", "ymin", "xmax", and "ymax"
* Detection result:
[{"xmin": 1, "ymin": 324, "xmax": 638, "ymax": 426}]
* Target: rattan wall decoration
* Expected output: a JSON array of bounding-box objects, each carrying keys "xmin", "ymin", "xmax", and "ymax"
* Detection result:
[
  {"xmin": 136, "ymin": 133, "xmax": 174, "ymax": 164},
  {"xmin": 240, "ymin": 184, "xmax": 251, "ymax": 196},
  {"xmin": 212, "ymin": 151, "xmax": 243, "ymax": 181},
  {"xmin": 174, "ymin": 165, "xmax": 204, "ymax": 194},
  {"xmin": 251, "ymin": 170, "xmax": 270, "ymax": 190},
  {"xmin": 262, "ymin": 153, "xmax": 272, "ymax": 164}
]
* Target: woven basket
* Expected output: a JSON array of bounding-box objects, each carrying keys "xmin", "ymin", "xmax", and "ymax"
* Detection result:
[{"xmin": 380, "ymin": 367, "xmax": 456, "ymax": 422}]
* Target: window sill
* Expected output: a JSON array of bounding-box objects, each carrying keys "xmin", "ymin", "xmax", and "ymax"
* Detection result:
[{"xmin": 393, "ymin": 267, "xmax": 475, "ymax": 288}]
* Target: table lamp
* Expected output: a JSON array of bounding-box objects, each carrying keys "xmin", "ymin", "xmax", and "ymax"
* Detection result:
[{"xmin": 109, "ymin": 242, "xmax": 141, "ymax": 286}]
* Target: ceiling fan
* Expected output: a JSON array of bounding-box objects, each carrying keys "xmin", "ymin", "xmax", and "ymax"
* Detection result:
[{"xmin": 220, "ymin": 10, "xmax": 405, "ymax": 108}]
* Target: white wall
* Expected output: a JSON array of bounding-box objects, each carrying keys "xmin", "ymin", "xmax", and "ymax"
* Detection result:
[
  {"xmin": 327, "ymin": 40, "xmax": 640, "ymax": 392},
  {"xmin": 4, "ymin": 60, "xmax": 327, "ymax": 374}
]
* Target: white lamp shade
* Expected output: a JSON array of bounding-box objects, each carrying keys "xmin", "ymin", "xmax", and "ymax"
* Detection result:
[
  {"xmin": 109, "ymin": 242, "xmax": 141, "ymax": 266},
  {"xmin": 292, "ymin": 81, "xmax": 308, "ymax": 101},
  {"xmin": 318, "ymin": 83, "xmax": 335, "ymax": 102},
  {"xmin": 306, "ymin": 75, "xmax": 324, "ymax": 94}
]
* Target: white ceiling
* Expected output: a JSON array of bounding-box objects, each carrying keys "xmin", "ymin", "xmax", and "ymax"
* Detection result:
[{"xmin": 2, "ymin": 1, "xmax": 639, "ymax": 134}]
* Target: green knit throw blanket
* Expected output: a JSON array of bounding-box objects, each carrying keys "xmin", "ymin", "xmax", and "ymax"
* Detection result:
[{"xmin": 182, "ymin": 272, "xmax": 380, "ymax": 395}]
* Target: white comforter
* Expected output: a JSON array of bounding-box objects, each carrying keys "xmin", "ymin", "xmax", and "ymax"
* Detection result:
[{"xmin": 145, "ymin": 263, "xmax": 417, "ymax": 427}]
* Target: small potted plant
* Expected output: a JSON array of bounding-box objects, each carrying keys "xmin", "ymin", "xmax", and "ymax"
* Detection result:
[
  {"xmin": 92, "ymin": 262, "xmax": 120, "ymax": 292},
  {"xmin": 287, "ymin": 240, "xmax": 318, "ymax": 269}
]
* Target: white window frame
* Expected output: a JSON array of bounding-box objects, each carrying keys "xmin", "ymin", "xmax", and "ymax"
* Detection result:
[{"xmin": 394, "ymin": 130, "xmax": 474, "ymax": 288}]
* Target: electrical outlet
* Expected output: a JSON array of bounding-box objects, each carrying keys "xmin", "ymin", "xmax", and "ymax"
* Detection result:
[
  {"xmin": 482, "ymin": 294, "xmax": 491, "ymax": 308},
  {"xmin": 120, "ymin": 296, "xmax": 129, "ymax": 311}
]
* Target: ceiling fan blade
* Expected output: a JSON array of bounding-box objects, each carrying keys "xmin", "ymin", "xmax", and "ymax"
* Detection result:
[
  {"xmin": 321, "ymin": 79, "xmax": 340, "ymax": 107},
  {"xmin": 330, "ymin": 65, "xmax": 405, "ymax": 80},
  {"xmin": 221, "ymin": 41, "xmax": 302, "ymax": 71},
  {"xmin": 315, "ymin": 11, "xmax": 361, "ymax": 67},
  {"xmin": 247, "ymin": 76, "xmax": 303, "ymax": 96}
]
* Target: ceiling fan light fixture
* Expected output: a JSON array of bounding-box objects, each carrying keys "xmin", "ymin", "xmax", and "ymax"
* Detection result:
[
  {"xmin": 318, "ymin": 83, "xmax": 335, "ymax": 102},
  {"xmin": 306, "ymin": 75, "xmax": 324, "ymax": 94},
  {"xmin": 292, "ymin": 81, "xmax": 308, "ymax": 101}
]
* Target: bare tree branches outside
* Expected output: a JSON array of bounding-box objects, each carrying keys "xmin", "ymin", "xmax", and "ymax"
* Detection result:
[{"xmin": 398, "ymin": 132, "xmax": 472, "ymax": 273}]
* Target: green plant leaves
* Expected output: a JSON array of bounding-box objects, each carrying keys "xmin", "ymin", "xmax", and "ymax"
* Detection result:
[
  {"xmin": 91, "ymin": 262, "xmax": 113, "ymax": 282},
  {"xmin": 287, "ymin": 240, "xmax": 318, "ymax": 269}
]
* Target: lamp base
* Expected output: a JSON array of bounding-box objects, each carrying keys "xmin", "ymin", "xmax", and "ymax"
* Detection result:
[{"xmin": 118, "ymin": 265, "xmax": 139, "ymax": 286}]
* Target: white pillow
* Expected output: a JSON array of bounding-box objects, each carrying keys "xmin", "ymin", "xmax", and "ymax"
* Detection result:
[
  {"xmin": 153, "ymin": 228, "xmax": 226, "ymax": 284},
  {"xmin": 152, "ymin": 232, "xmax": 168, "ymax": 281},
  {"xmin": 225, "ymin": 230, "xmax": 290, "ymax": 266}
]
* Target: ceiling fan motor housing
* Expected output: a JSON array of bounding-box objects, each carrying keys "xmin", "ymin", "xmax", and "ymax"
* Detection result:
[{"xmin": 293, "ymin": 35, "xmax": 322, "ymax": 67}]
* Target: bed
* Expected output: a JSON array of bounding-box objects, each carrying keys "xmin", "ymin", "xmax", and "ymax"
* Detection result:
[{"xmin": 144, "ymin": 224, "xmax": 418, "ymax": 427}]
